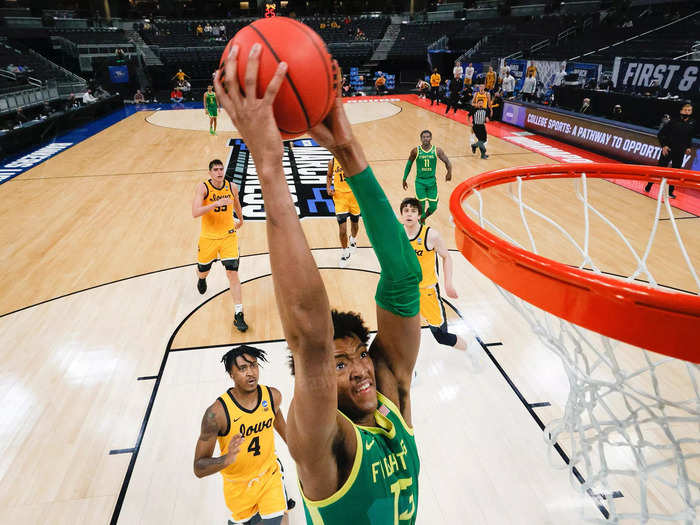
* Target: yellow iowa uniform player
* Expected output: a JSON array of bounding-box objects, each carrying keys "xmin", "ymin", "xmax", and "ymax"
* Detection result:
[
  {"xmin": 192, "ymin": 159, "xmax": 248, "ymax": 332},
  {"xmin": 194, "ymin": 345, "xmax": 289, "ymax": 524},
  {"xmin": 400, "ymin": 198, "xmax": 468, "ymax": 350},
  {"xmin": 327, "ymin": 157, "xmax": 362, "ymax": 268}
]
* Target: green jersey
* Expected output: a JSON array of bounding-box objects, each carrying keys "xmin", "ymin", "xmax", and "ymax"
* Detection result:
[
  {"xmin": 301, "ymin": 392, "xmax": 420, "ymax": 525},
  {"xmin": 415, "ymin": 144, "xmax": 437, "ymax": 182},
  {"xmin": 204, "ymin": 92, "xmax": 217, "ymax": 108}
]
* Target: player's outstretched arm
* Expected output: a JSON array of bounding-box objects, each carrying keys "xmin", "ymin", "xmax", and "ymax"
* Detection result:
[
  {"xmin": 403, "ymin": 148, "xmax": 417, "ymax": 190},
  {"xmin": 215, "ymin": 43, "xmax": 340, "ymax": 489},
  {"xmin": 309, "ymin": 89, "xmax": 421, "ymax": 424},
  {"xmin": 430, "ymin": 227, "xmax": 458, "ymax": 299},
  {"xmin": 437, "ymin": 147, "xmax": 452, "ymax": 181}
]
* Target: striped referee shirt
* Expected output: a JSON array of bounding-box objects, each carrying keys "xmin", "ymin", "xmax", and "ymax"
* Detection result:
[{"xmin": 470, "ymin": 108, "xmax": 488, "ymax": 125}]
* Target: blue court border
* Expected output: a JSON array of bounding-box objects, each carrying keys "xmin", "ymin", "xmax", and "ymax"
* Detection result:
[{"xmin": 0, "ymin": 102, "xmax": 204, "ymax": 185}]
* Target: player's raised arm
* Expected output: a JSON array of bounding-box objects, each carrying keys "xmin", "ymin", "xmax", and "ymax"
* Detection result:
[
  {"xmin": 437, "ymin": 146, "xmax": 452, "ymax": 181},
  {"xmin": 403, "ymin": 147, "xmax": 417, "ymax": 190},
  {"xmin": 310, "ymin": 89, "xmax": 422, "ymax": 424},
  {"xmin": 430, "ymin": 227, "xmax": 458, "ymax": 299},
  {"xmin": 215, "ymin": 43, "xmax": 339, "ymax": 480}
]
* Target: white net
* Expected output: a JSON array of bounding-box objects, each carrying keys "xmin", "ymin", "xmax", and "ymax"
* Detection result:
[{"xmin": 462, "ymin": 173, "xmax": 700, "ymax": 524}]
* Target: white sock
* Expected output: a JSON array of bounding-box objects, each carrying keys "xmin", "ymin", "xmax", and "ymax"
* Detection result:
[
  {"xmin": 235, "ymin": 304, "xmax": 243, "ymax": 314},
  {"xmin": 349, "ymin": 236, "xmax": 356, "ymax": 245},
  {"xmin": 342, "ymin": 248, "xmax": 350, "ymax": 257}
]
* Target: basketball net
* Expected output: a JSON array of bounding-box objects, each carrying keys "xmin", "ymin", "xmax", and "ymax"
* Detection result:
[{"xmin": 453, "ymin": 167, "xmax": 699, "ymax": 524}]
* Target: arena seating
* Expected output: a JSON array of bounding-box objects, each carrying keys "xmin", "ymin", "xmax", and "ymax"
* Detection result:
[
  {"xmin": 387, "ymin": 21, "xmax": 464, "ymax": 60},
  {"xmin": 0, "ymin": 42, "xmax": 79, "ymax": 86},
  {"xmin": 49, "ymin": 29, "xmax": 130, "ymax": 45}
]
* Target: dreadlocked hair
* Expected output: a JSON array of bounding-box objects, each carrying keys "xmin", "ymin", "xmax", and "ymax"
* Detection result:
[
  {"xmin": 288, "ymin": 310, "xmax": 370, "ymax": 375},
  {"xmin": 221, "ymin": 344, "xmax": 268, "ymax": 373}
]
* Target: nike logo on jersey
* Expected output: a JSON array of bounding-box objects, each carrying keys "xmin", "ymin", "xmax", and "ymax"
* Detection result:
[
  {"xmin": 234, "ymin": 417, "xmax": 241, "ymax": 422},
  {"xmin": 365, "ymin": 440, "xmax": 375, "ymax": 451}
]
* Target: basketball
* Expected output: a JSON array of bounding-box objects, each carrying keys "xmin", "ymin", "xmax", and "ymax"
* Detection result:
[{"xmin": 220, "ymin": 17, "xmax": 337, "ymax": 139}]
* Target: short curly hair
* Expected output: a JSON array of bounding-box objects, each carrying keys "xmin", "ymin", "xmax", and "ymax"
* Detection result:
[{"xmin": 288, "ymin": 309, "xmax": 370, "ymax": 375}]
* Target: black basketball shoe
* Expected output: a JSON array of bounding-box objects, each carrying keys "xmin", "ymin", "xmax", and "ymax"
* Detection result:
[
  {"xmin": 197, "ymin": 278, "xmax": 207, "ymax": 294},
  {"xmin": 234, "ymin": 312, "xmax": 248, "ymax": 332}
]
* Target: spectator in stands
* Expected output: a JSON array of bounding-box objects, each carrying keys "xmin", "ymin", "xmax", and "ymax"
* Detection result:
[
  {"xmin": 64, "ymin": 94, "xmax": 79, "ymax": 111},
  {"xmin": 430, "ymin": 68, "xmax": 441, "ymax": 106},
  {"xmin": 6, "ymin": 64, "xmax": 19, "ymax": 73},
  {"xmin": 445, "ymin": 76, "xmax": 463, "ymax": 115},
  {"xmin": 204, "ymin": 22, "xmax": 212, "ymax": 35},
  {"xmin": 134, "ymin": 89, "xmax": 146, "ymax": 104},
  {"xmin": 170, "ymin": 88, "xmax": 184, "ymax": 104},
  {"xmin": 453, "ymin": 61, "xmax": 463, "ymax": 81},
  {"xmin": 172, "ymin": 69, "xmax": 190, "ymax": 84},
  {"xmin": 645, "ymin": 103, "xmax": 695, "ymax": 199},
  {"xmin": 526, "ymin": 63, "xmax": 537, "ymax": 78},
  {"xmin": 520, "ymin": 72, "xmax": 537, "ymax": 102},
  {"xmin": 39, "ymin": 101, "xmax": 55, "ymax": 119},
  {"xmin": 14, "ymin": 107, "xmax": 28, "ymax": 128},
  {"xmin": 82, "ymin": 89, "xmax": 97, "ymax": 104},
  {"xmin": 553, "ymin": 65, "xmax": 566, "ymax": 88},
  {"xmin": 579, "ymin": 97, "xmax": 591, "ymax": 114},
  {"xmin": 342, "ymin": 76, "xmax": 354, "ymax": 97},
  {"xmin": 485, "ymin": 66, "xmax": 496, "ymax": 93},
  {"xmin": 115, "ymin": 48, "xmax": 126, "ymax": 61},
  {"xmin": 417, "ymin": 78, "xmax": 430, "ymax": 99},
  {"xmin": 501, "ymin": 71, "xmax": 515, "ymax": 99},
  {"xmin": 355, "ymin": 27, "xmax": 366, "ymax": 41},
  {"xmin": 344, "ymin": 15, "xmax": 351, "ymax": 25},
  {"xmin": 212, "ymin": 23, "xmax": 220, "ymax": 38},
  {"xmin": 498, "ymin": 64, "xmax": 510, "ymax": 85},
  {"xmin": 464, "ymin": 62, "xmax": 474, "ymax": 88},
  {"xmin": 375, "ymin": 72, "xmax": 388, "ymax": 95},
  {"xmin": 611, "ymin": 104, "xmax": 624, "ymax": 122},
  {"xmin": 491, "ymin": 89, "xmax": 504, "ymax": 121},
  {"xmin": 196, "ymin": 23, "xmax": 203, "ymax": 36},
  {"xmin": 219, "ymin": 23, "xmax": 226, "ymax": 39}
]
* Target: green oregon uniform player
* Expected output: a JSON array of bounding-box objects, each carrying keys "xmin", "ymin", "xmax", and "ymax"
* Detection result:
[
  {"xmin": 402, "ymin": 130, "xmax": 452, "ymax": 223},
  {"xmin": 214, "ymin": 44, "xmax": 422, "ymax": 525},
  {"xmin": 203, "ymin": 84, "xmax": 218, "ymax": 135}
]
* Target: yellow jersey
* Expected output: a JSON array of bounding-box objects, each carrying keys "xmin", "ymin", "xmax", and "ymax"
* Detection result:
[
  {"xmin": 430, "ymin": 73, "xmax": 441, "ymax": 87},
  {"xmin": 331, "ymin": 158, "xmax": 351, "ymax": 193},
  {"xmin": 201, "ymin": 179, "xmax": 236, "ymax": 240},
  {"xmin": 217, "ymin": 385, "xmax": 278, "ymax": 482},
  {"xmin": 409, "ymin": 225, "xmax": 437, "ymax": 288},
  {"xmin": 473, "ymin": 92, "xmax": 489, "ymax": 108}
]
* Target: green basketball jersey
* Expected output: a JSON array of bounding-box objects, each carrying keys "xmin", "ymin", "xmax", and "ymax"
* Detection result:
[
  {"xmin": 415, "ymin": 144, "xmax": 437, "ymax": 182},
  {"xmin": 205, "ymin": 92, "xmax": 217, "ymax": 108},
  {"xmin": 301, "ymin": 392, "xmax": 420, "ymax": 525}
]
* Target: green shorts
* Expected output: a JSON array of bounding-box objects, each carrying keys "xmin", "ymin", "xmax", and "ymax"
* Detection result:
[
  {"xmin": 415, "ymin": 180, "xmax": 438, "ymax": 203},
  {"xmin": 206, "ymin": 105, "xmax": 218, "ymax": 117}
]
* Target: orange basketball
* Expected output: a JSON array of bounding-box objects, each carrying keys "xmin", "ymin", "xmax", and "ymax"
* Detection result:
[{"xmin": 220, "ymin": 17, "xmax": 337, "ymax": 139}]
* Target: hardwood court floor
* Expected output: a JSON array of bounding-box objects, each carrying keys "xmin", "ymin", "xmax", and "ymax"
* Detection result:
[{"xmin": 0, "ymin": 99, "xmax": 697, "ymax": 525}]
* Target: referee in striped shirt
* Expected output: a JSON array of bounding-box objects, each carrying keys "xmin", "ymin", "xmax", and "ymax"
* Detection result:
[{"xmin": 469, "ymin": 98, "xmax": 489, "ymax": 159}]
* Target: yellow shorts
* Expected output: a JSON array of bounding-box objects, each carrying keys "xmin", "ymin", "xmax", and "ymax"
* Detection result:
[
  {"xmin": 197, "ymin": 233, "xmax": 239, "ymax": 266},
  {"xmin": 420, "ymin": 284, "xmax": 446, "ymax": 327},
  {"xmin": 333, "ymin": 191, "xmax": 360, "ymax": 216},
  {"xmin": 223, "ymin": 460, "xmax": 287, "ymax": 523}
]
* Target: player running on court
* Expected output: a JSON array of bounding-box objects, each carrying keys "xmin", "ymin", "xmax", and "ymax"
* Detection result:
[
  {"xmin": 192, "ymin": 159, "xmax": 248, "ymax": 332},
  {"xmin": 400, "ymin": 197, "xmax": 467, "ymax": 351},
  {"xmin": 194, "ymin": 345, "xmax": 290, "ymax": 525},
  {"xmin": 326, "ymin": 156, "xmax": 361, "ymax": 268},
  {"xmin": 215, "ymin": 44, "xmax": 422, "ymax": 524},
  {"xmin": 403, "ymin": 130, "xmax": 452, "ymax": 223},
  {"xmin": 204, "ymin": 84, "xmax": 219, "ymax": 135}
]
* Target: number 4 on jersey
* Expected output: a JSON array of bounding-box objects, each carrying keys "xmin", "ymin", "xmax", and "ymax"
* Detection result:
[{"xmin": 247, "ymin": 435, "xmax": 261, "ymax": 456}]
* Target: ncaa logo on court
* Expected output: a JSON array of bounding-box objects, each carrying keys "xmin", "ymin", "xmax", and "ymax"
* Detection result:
[{"xmin": 225, "ymin": 138, "xmax": 336, "ymax": 221}]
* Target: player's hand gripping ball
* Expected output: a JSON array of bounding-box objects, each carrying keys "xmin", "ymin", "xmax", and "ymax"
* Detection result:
[{"xmin": 220, "ymin": 17, "xmax": 338, "ymax": 139}]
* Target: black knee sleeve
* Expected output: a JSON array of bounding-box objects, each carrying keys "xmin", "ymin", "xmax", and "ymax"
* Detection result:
[
  {"xmin": 336, "ymin": 213, "xmax": 349, "ymax": 224},
  {"xmin": 197, "ymin": 262, "xmax": 213, "ymax": 273},
  {"xmin": 430, "ymin": 324, "xmax": 458, "ymax": 347},
  {"xmin": 222, "ymin": 258, "xmax": 239, "ymax": 271},
  {"xmin": 349, "ymin": 214, "xmax": 360, "ymax": 223}
]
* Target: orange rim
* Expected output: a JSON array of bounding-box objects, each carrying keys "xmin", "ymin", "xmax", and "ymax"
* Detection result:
[{"xmin": 449, "ymin": 163, "xmax": 700, "ymax": 363}]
